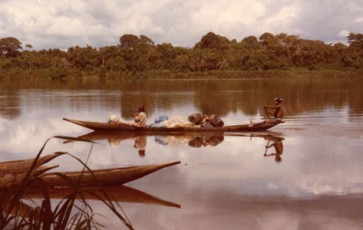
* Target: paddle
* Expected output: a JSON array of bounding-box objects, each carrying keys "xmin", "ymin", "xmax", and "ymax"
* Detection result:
[
  {"xmin": 264, "ymin": 106, "xmax": 271, "ymax": 119},
  {"xmin": 264, "ymin": 140, "xmax": 270, "ymax": 156}
]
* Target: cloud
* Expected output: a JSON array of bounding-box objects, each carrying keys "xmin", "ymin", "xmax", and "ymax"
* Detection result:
[
  {"xmin": 291, "ymin": 0, "xmax": 363, "ymax": 43},
  {"xmin": 0, "ymin": 0, "xmax": 362, "ymax": 49},
  {"xmin": 339, "ymin": 30, "xmax": 350, "ymax": 37}
]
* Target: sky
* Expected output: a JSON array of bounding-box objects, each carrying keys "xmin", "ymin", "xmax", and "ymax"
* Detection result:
[{"xmin": 0, "ymin": 0, "xmax": 363, "ymax": 50}]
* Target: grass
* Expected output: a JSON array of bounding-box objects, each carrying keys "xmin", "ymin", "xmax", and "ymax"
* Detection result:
[{"xmin": 0, "ymin": 136, "xmax": 134, "ymax": 230}]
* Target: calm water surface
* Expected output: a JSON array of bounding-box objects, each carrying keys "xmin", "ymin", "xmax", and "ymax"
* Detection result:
[{"xmin": 1, "ymin": 77, "xmax": 363, "ymax": 229}]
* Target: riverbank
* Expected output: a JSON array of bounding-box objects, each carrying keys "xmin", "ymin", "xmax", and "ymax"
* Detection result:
[
  {"xmin": 0, "ymin": 68, "xmax": 362, "ymax": 80},
  {"xmin": 111, "ymin": 69, "xmax": 363, "ymax": 79}
]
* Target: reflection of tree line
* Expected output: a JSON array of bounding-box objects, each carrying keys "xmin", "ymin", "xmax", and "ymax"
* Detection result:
[
  {"xmin": 0, "ymin": 89, "xmax": 20, "ymax": 120},
  {"xmin": 1, "ymin": 78, "xmax": 363, "ymax": 120}
]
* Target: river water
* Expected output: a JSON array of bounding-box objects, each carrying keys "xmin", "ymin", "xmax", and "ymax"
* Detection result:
[{"xmin": 1, "ymin": 77, "xmax": 363, "ymax": 229}]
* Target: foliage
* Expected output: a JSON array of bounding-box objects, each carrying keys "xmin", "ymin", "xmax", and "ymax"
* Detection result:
[
  {"xmin": 0, "ymin": 32, "xmax": 363, "ymax": 78},
  {"xmin": 0, "ymin": 37, "xmax": 22, "ymax": 58}
]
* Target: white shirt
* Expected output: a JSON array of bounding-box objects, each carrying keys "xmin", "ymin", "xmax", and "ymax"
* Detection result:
[{"xmin": 134, "ymin": 112, "xmax": 147, "ymax": 127}]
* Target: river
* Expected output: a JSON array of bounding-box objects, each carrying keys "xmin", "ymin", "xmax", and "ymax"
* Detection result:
[{"xmin": 1, "ymin": 76, "xmax": 363, "ymax": 229}]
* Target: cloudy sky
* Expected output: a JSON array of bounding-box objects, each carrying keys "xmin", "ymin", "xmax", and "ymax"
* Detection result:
[{"xmin": 0, "ymin": 0, "xmax": 363, "ymax": 50}]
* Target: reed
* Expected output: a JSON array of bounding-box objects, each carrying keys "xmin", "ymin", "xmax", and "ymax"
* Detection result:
[{"xmin": 0, "ymin": 136, "xmax": 133, "ymax": 230}]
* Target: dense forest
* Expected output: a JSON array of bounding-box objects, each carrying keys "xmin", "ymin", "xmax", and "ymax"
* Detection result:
[{"xmin": 0, "ymin": 32, "xmax": 362, "ymax": 79}]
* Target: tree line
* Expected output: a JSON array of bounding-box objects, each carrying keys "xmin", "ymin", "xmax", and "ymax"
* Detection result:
[{"xmin": 0, "ymin": 32, "xmax": 362, "ymax": 78}]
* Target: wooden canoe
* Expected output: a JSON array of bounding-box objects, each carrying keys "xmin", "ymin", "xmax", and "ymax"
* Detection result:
[
  {"xmin": 0, "ymin": 152, "xmax": 65, "ymax": 174},
  {"xmin": 0, "ymin": 165, "xmax": 59, "ymax": 188},
  {"xmin": 37, "ymin": 161, "xmax": 180, "ymax": 187},
  {"xmin": 63, "ymin": 117, "xmax": 283, "ymax": 132},
  {"xmin": 0, "ymin": 152, "xmax": 65, "ymax": 188}
]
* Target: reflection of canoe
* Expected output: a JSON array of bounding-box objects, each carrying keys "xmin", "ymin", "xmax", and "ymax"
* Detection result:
[
  {"xmin": 64, "ymin": 131, "xmax": 286, "ymax": 149},
  {"xmin": 0, "ymin": 184, "xmax": 180, "ymax": 223},
  {"xmin": 0, "ymin": 198, "xmax": 41, "ymax": 221},
  {"xmin": 66, "ymin": 131, "xmax": 225, "ymax": 148},
  {"xmin": 23, "ymin": 185, "xmax": 181, "ymax": 208},
  {"xmin": 38, "ymin": 161, "xmax": 180, "ymax": 187},
  {"xmin": 252, "ymin": 133, "xmax": 285, "ymax": 142},
  {"xmin": 66, "ymin": 131, "xmax": 143, "ymax": 143},
  {"xmin": 64, "ymin": 118, "xmax": 283, "ymax": 132}
]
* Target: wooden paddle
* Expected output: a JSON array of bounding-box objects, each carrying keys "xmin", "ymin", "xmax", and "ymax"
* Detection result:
[{"xmin": 263, "ymin": 106, "xmax": 271, "ymax": 119}]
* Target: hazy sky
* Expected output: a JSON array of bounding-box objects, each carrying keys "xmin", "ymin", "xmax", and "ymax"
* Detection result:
[{"xmin": 1, "ymin": 0, "xmax": 362, "ymax": 50}]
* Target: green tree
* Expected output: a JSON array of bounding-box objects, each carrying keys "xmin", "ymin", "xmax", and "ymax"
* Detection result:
[
  {"xmin": 345, "ymin": 33, "xmax": 363, "ymax": 68},
  {"xmin": 194, "ymin": 32, "xmax": 230, "ymax": 51},
  {"xmin": 119, "ymin": 34, "xmax": 140, "ymax": 48},
  {"xmin": 0, "ymin": 37, "xmax": 22, "ymax": 57},
  {"xmin": 99, "ymin": 46, "xmax": 125, "ymax": 71},
  {"xmin": 241, "ymin": 36, "xmax": 259, "ymax": 48},
  {"xmin": 140, "ymin": 35, "xmax": 155, "ymax": 46},
  {"xmin": 66, "ymin": 45, "xmax": 99, "ymax": 71}
]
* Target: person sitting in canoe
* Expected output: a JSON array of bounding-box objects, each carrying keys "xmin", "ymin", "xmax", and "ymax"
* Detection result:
[
  {"xmin": 108, "ymin": 106, "xmax": 147, "ymax": 127},
  {"xmin": 133, "ymin": 106, "xmax": 147, "ymax": 127},
  {"xmin": 249, "ymin": 97, "xmax": 284, "ymax": 127}
]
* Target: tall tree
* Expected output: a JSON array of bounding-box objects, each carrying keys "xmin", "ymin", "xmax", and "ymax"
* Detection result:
[
  {"xmin": 140, "ymin": 35, "xmax": 155, "ymax": 46},
  {"xmin": 0, "ymin": 37, "xmax": 22, "ymax": 57},
  {"xmin": 119, "ymin": 34, "xmax": 140, "ymax": 48},
  {"xmin": 194, "ymin": 32, "xmax": 230, "ymax": 51}
]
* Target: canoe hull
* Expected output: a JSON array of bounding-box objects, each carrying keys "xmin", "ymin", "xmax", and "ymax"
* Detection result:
[{"xmin": 63, "ymin": 118, "xmax": 282, "ymax": 132}]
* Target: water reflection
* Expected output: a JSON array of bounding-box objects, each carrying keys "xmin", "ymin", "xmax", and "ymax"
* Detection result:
[
  {"xmin": 1, "ymin": 78, "xmax": 363, "ymax": 121},
  {"xmin": 0, "ymin": 136, "xmax": 181, "ymax": 229},
  {"xmin": 1, "ymin": 183, "xmax": 180, "ymax": 229},
  {"xmin": 24, "ymin": 184, "xmax": 180, "ymax": 207},
  {"xmin": 156, "ymin": 134, "xmax": 224, "ymax": 148},
  {"xmin": 67, "ymin": 131, "xmax": 286, "ymax": 159},
  {"xmin": 0, "ymin": 90, "xmax": 20, "ymax": 120},
  {"xmin": 1, "ymin": 77, "xmax": 363, "ymax": 229},
  {"xmin": 259, "ymin": 134, "xmax": 285, "ymax": 163}
]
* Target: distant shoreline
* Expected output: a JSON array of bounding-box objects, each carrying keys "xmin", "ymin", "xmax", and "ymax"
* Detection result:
[
  {"xmin": 122, "ymin": 69, "xmax": 363, "ymax": 79},
  {"xmin": 1, "ymin": 69, "xmax": 362, "ymax": 80}
]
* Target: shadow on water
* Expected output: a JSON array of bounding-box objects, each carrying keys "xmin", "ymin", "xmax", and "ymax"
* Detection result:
[{"xmin": 0, "ymin": 136, "xmax": 180, "ymax": 229}]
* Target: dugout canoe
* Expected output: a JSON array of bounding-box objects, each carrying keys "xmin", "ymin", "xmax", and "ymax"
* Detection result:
[
  {"xmin": 0, "ymin": 152, "xmax": 65, "ymax": 188},
  {"xmin": 38, "ymin": 161, "xmax": 180, "ymax": 187},
  {"xmin": 0, "ymin": 165, "xmax": 59, "ymax": 188},
  {"xmin": 63, "ymin": 117, "xmax": 283, "ymax": 132},
  {"xmin": 0, "ymin": 152, "xmax": 65, "ymax": 174}
]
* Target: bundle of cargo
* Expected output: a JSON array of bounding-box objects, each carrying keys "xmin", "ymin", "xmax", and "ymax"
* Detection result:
[{"xmin": 188, "ymin": 113, "xmax": 224, "ymax": 127}]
